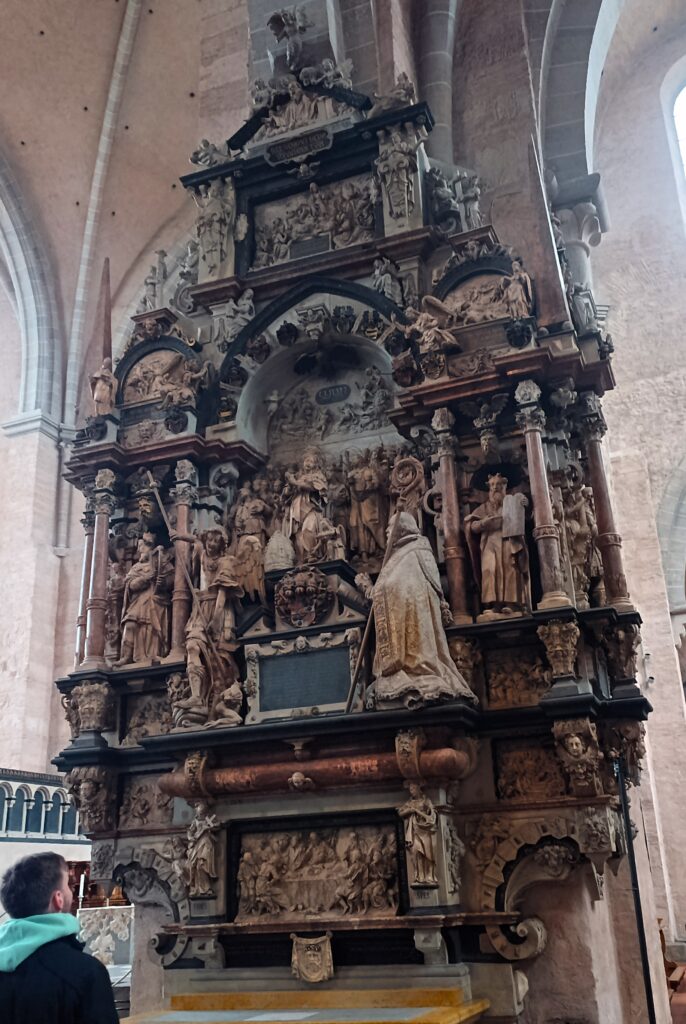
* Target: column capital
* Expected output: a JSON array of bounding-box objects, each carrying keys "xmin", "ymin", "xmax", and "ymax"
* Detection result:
[
  {"xmin": 575, "ymin": 391, "xmax": 607, "ymax": 441},
  {"xmin": 515, "ymin": 380, "xmax": 546, "ymax": 431}
]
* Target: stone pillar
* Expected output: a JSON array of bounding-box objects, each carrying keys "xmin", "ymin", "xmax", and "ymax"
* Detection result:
[
  {"xmin": 515, "ymin": 381, "xmax": 570, "ymax": 610},
  {"xmin": 418, "ymin": 0, "xmax": 458, "ymax": 163},
  {"xmin": 432, "ymin": 408, "xmax": 471, "ymax": 623},
  {"xmin": 74, "ymin": 490, "xmax": 95, "ymax": 669},
  {"xmin": 578, "ymin": 393, "xmax": 633, "ymax": 612},
  {"xmin": 553, "ymin": 174, "xmax": 608, "ymax": 290},
  {"xmin": 167, "ymin": 460, "xmax": 198, "ymax": 662},
  {"xmin": 82, "ymin": 469, "xmax": 117, "ymax": 669}
]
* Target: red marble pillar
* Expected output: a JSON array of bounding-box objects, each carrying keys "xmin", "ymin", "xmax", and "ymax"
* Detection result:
[
  {"xmin": 167, "ymin": 461, "xmax": 198, "ymax": 661},
  {"xmin": 579, "ymin": 394, "xmax": 633, "ymax": 612},
  {"xmin": 82, "ymin": 469, "xmax": 117, "ymax": 668},
  {"xmin": 515, "ymin": 381, "xmax": 571, "ymax": 610},
  {"xmin": 74, "ymin": 492, "xmax": 95, "ymax": 668},
  {"xmin": 432, "ymin": 408, "xmax": 471, "ymax": 622}
]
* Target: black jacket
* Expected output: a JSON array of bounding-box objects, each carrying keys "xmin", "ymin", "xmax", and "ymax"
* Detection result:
[{"xmin": 0, "ymin": 934, "xmax": 119, "ymax": 1024}]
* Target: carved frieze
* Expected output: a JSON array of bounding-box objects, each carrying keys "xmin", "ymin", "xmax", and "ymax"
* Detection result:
[
  {"xmin": 122, "ymin": 351, "xmax": 208, "ymax": 407},
  {"xmin": 120, "ymin": 776, "xmax": 174, "ymax": 830},
  {"xmin": 122, "ymin": 693, "xmax": 172, "ymax": 746},
  {"xmin": 485, "ymin": 649, "xmax": 551, "ymax": 709},
  {"xmin": 253, "ymin": 175, "xmax": 375, "ymax": 268},
  {"xmin": 495, "ymin": 742, "xmax": 566, "ymax": 802},
  {"xmin": 236, "ymin": 824, "xmax": 397, "ymax": 922}
]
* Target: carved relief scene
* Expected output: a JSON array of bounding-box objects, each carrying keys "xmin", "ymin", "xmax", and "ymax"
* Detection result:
[{"xmin": 235, "ymin": 825, "xmax": 398, "ymax": 923}]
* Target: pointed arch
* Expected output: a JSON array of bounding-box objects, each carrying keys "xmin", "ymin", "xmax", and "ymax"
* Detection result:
[{"xmin": 0, "ymin": 148, "xmax": 64, "ymax": 424}]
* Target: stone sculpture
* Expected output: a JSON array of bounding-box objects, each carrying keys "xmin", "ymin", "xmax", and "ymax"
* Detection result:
[
  {"xmin": 375, "ymin": 128, "xmax": 420, "ymax": 219},
  {"xmin": 229, "ymin": 481, "xmax": 271, "ymax": 602},
  {"xmin": 267, "ymin": 6, "xmax": 313, "ymax": 71},
  {"xmin": 368, "ymin": 72, "xmax": 416, "ymax": 118},
  {"xmin": 356, "ymin": 512, "xmax": 478, "ymax": 709},
  {"xmin": 190, "ymin": 138, "xmax": 229, "ymax": 168},
  {"xmin": 281, "ymin": 447, "xmax": 330, "ymax": 563},
  {"xmin": 193, "ymin": 179, "xmax": 235, "ymax": 275},
  {"xmin": 290, "ymin": 932, "xmax": 334, "ymax": 984},
  {"xmin": 169, "ymin": 526, "xmax": 244, "ymax": 726},
  {"xmin": 66, "ymin": 766, "xmax": 115, "ymax": 833},
  {"xmin": 113, "ymin": 534, "xmax": 174, "ymax": 666},
  {"xmin": 236, "ymin": 826, "xmax": 397, "ymax": 921},
  {"xmin": 448, "ymin": 261, "xmax": 534, "ymax": 326},
  {"xmin": 187, "ymin": 801, "xmax": 220, "ymax": 897},
  {"xmin": 253, "ymin": 177, "xmax": 374, "ymax": 268},
  {"xmin": 465, "ymin": 474, "xmax": 531, "ymax": 617},
  {"xmin": 398, "ymin": 783, "xmax": 439, "ymax": 887},
  {"xmin": 89, "ymin": 358, "xmax": 116, "ymax": 417},
  {"xmin": 348, "ymin": 452, "xmax": 388, "ymax": 560}
]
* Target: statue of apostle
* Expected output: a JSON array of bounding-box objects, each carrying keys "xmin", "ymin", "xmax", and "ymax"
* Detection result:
[
  {"xmin": 281, "ymin": 448, "xmax": 329, "ymax": 564},
  {"xmin": 356, "ymin": 512, "xmax": 478, "ymax": 710},
  {"xmin": 113, "ymin": 534, "xmax": 174, "ymax": 666},
  {"xmin": 464, "ymin": 473, "xmax": 531, "ymax": 617},
  {"xmin": 170, "ymin": 526, "xmax": 244, "ymax": 722}
]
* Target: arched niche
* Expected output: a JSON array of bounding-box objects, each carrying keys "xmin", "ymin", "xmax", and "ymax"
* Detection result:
[
  {"xmin": 26, "ymin": 788, "xmax": 48, "ymax": 834},
  {"xmin": 44, "ymin": 790, "xmax": 66, "ymax": 834},
  {"xmin": 229, "ymin": 288, "xmax": 405, "ymax": 461},
  {"xmin": 7, "ymin": 786, "xmax": 28, "ymax": 832}
]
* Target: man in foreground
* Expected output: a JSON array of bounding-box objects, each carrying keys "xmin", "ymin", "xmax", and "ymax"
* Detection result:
[{"xmin": 0, "ymin": 851, "xmax": 119, "ymax": 1023}]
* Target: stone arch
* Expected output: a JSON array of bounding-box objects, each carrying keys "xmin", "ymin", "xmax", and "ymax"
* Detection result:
[
  {"xmin": 0, "ymin": 148, "xmax": 63, "ymax": 423},
  {"xmin": 536, "ymin": 0, "xmax": 626, "ymax": 184},
  {"xmin": 660, "ymin": 53, "xmax": 686, "ymax": 227},
  {"xmin": 219, "ymin": 275, "xmax": 405, "ymax": 374}
]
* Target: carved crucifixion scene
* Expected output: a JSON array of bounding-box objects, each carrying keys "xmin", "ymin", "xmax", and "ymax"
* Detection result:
[{"xmin": 2, "ymin": 2, "xmax": 679, "ymax": 1023}]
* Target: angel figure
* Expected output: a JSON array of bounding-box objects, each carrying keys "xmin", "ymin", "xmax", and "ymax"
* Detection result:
[{"xmin": 402, "ymin": 296, "xmax": 463, "ymax": 355}]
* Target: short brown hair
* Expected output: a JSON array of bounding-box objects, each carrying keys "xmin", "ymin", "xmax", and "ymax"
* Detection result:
[{"xmin": 0, "ymin": 852, "xmax": 68, "ymax": 918}]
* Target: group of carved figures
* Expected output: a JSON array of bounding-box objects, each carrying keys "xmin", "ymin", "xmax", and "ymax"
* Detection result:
[
  {"xmin": 236, "ymin": 828, "xmax": 398, "ymax": 920},
  {"xmin": 253, "ymin": 178, "xmax": 375, "ymax": 268}
]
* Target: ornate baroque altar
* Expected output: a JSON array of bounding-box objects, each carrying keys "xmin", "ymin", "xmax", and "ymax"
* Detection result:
[{"xmin": 55, "ymin": 12, "xmax": 650, "ymax": 1021}]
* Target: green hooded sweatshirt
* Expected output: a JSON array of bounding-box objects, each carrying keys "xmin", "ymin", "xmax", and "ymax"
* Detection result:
[{"xmin": 0, "ymin": 913, "xmax": 80, "ymax": 972}]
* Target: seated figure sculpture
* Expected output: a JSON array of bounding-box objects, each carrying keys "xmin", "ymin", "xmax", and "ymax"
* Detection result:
[{"xmin": 356, "ymin": 512, "xmax": 478, "ymax": 710}]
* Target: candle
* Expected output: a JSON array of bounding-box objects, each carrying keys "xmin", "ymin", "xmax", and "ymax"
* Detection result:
[{"xmin": 78, "ymin": 873, "xmax": 85, "ymax": 900}]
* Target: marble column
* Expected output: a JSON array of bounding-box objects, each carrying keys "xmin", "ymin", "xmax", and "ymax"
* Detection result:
[
  {"xmin": 578, "ymin": 393, "xmax": 633, "ymax": 613},
  {"xmin": 82, "ymin": 469, "xmax": 118, "ymax": 669},
  {"xmin": 74, "ymin": 489, "xmax": 95, "ymax": 668},
  {"xmin": 515, "ymin": 381, "xmax": 570, "ymax": 610},
  {"xmin": 167, "ymin": 460, "xmax": 198, "ymax": 662},
  {"xmin": 432, "ymin": 408, "xmax": 471, "ymax": 623}
]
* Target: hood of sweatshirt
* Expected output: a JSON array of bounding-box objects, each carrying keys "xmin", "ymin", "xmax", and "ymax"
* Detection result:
[{"xmin": 0, "ymin": 913, "xmax": 80, "ymax": 971}]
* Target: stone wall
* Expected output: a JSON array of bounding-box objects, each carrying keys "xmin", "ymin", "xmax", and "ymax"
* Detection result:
[{"xmin": 593, "ymin": 12, "xmax": 686, "ymax": 944}]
